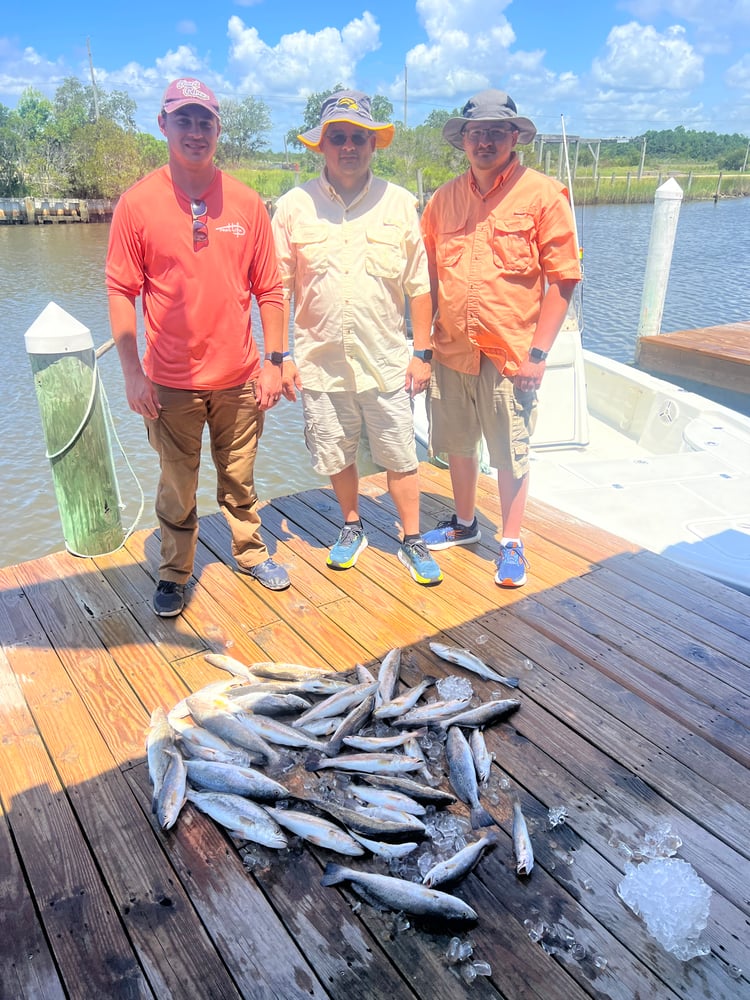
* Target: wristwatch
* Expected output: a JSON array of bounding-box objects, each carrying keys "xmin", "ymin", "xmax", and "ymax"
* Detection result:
[
  {"xmin": 264, "ymin": 352, "xmax": 289, "ymax": 366},
  {"xmin": 529, "ymin": 347, "xmax": 548, "ymax": 363},
  {"xmin": 413, "ymin": 349, "xmax": 433, "ymax": 362}
]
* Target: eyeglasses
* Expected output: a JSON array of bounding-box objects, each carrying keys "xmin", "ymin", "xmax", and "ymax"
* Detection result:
[
  {"xmin": 191, "ymin": 199, "xmax": 208, "ymax": 251},
  {"xmin": 463, "ymin": 126, "xmax": 517, "ymax": 144},
  {"xmin": 325, "ymin": 131, "xmax": 371, "ymax": 146}
]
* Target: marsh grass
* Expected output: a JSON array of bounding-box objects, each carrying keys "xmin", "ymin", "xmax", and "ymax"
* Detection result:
[
  {"xmin": 231, "ymin": 163, "xmax": 750, "ymax": 205},
  {"xmin": 561, "ymin": 171, "xmax": 750, "ymax": 204}
]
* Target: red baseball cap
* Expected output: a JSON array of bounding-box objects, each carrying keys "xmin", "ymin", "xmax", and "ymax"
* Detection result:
[{"xmin": 161, "ymin": 78, "xmax": 220, "ymax": 120}]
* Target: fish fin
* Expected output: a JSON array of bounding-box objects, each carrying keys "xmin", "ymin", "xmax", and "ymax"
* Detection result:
[
  {"xmin": 320, "ymin": 862, "xmax": 347, "ymax": 887},
  {"xmin": 322, "ymin": 739, "xmax": 341, "ymax": 758},
  {"xmin": 470, "ymin": 805, "xmax": 496, "ymax": 829},
  {"xmin": 504, "ymin": 677, "xmax": 520, "ymax": 688},
  {"xmin": 304, "ymin": 752, "xmax": 323, "ymax": 772}
]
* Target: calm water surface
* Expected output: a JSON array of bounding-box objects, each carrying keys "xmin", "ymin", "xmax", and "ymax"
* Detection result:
[{"xmin": 2, "ymin": 196, "xmax": 749, "ymax": 567}]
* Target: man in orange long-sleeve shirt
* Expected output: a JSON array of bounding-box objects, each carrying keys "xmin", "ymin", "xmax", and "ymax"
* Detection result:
[
  {"xmin": 106, "ymin": 78, "xmax": 290, "ymax": 616},
  {"xmin": 421, "ymin": 90, "xmax": 582, "ymax": 587}
]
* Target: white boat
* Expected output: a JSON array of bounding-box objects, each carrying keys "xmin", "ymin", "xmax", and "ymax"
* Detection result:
[{"xmin": 413, "ymin": 315, "xmax": 750, "ymax": 595}]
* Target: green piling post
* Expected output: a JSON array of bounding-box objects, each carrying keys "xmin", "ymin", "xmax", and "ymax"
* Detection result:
[{"xmin": 25, "ymin": 302, "xmax": 124, "ymax": 557}]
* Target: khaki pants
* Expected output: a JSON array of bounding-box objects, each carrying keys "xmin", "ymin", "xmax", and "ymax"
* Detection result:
[{"xmin": 146, "ymin": 381, "xmax": 268, "ymax": 582}]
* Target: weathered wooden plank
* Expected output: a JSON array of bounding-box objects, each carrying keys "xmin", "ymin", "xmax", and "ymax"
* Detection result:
[
  {"xmin": 606, "ymin": 549, "xmax": 750, "ymax": 642},
  {"xmin": 581, "ymin": 563, "xmax": 750, "ymax": 664},
  {"xmin": 0, "ymin": 647, "xmax": 153, "ymax": 1000},
  {"xmin": 0, "ymin": 781, "xmax": 67, "ymax": 1000},
  {"xmin": 126, "ymin": 765, "xmax": 331, "ymax": 1000},
  {"xmin": 199, "ymin": 509, "xmax": 345, "ymax": 607},
  {"xmin": 543, "ymin": 576, "xmax": 750, "ymax": 726},
  {"xmin": 511, "ymin": 592, "xmax": 750, "ymax": 768},
  {"xmin": 459, "ymin": 608, "xmax": 750, "ymax": 832},
  {"xmin": 447, "ymin": 614, "xmax": 750, "ymax": 884},
  {"xmin": 3, "ymin": 642, "xmax": 245, "ymax": 1000},
  {"xmin": 636, "ymin": 323, "xmax": 750, "ymax": 394}
]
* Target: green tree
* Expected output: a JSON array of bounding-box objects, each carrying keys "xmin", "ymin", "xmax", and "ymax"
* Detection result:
[
  {"xmin": 65, "ymin": 119, "xmax": 145, "ymax": 198},
  {"xmin": 371, "ymin": 95, "xmax": 394, "ymax": 123},
  {"xmin": 217, "ymin": 96, "xmax": 272, "ymax": 164},
  {"xmin": 286, "ymin": 84, "xmax": 346, "ymax": 151},
  {"xmin": 0, "ymin": 104, "xmax": 25, "ymax": 195}
]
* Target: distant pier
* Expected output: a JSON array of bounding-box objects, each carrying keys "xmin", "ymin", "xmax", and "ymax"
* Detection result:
[{"xmin": 0, "ymin": 196, "xmax": 115, "ymax": 224}]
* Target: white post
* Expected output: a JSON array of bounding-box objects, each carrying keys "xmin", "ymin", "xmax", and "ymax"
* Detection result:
[{"xmin": 636, "ymin": 178, "xmax": 684, "ymax": 341}]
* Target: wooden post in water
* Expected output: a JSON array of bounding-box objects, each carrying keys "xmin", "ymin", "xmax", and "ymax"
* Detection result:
[
  {"xmin": 636, "ymin": 178, "xmax": 684, "ymax": 342},
  {"xmin": 24, "ymin": 302, "xmax": 124, "ymax": 556}
]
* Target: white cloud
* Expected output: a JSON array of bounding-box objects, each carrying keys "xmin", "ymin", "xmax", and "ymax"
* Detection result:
[
  {"xmin": 226, "ymin": 12, "xmax": 380, "ymax": 95},
  {"xmin": 726, "ymin": 53, "xmax": 750, "ymax": 88},
  {"xmin": 592, "ymin": 22, "xmax": 703, "ymax": 90},
  {"xmin": 177, "ymin": 21, "xmax": 197, "ymax": 36},
  {"xmin": 0, "ymin": 42, "xmax": 69, "ymax": 99},
  {"xmin": 401, "ymin": 0, "xmax": 518, "ymax": 97}
]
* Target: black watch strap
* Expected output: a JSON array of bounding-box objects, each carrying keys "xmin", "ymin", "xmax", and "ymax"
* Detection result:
[{"xmin": 529, "ymin": 347, "xmax": 548, "ymax": 363}]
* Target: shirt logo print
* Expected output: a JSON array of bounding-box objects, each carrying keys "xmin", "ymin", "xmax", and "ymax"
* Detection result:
[{"xmin": 216, "ymin": 223, "xmax": 246, "ymax": 237}]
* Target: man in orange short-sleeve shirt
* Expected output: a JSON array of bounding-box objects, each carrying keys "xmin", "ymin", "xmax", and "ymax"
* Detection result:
[
  {"xmin": 421, "ymin": 89, "xmax": 582, "ymax": 587},
  {"xmin": 106, "ymin": 78, "xmax": 290, "ymax": 616}
]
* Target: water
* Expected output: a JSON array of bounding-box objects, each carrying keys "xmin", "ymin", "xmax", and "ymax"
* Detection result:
[{"xmin": 2, "ymin": 196, "xmax": 749, "ymax": 569}]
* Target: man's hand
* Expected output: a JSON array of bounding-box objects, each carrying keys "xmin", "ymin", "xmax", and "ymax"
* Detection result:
[
  {"xmin": 514, "ymin": 355, "xmax": 546, "ymax": 392},
  {"xmin": 124, "ymin": 369, "xmax": 161, "ymax": 419},
  {"xmin": 405, "ymin": 356, "xmax": 432, "ymax": 399},
  {"xmin": 281, "ymin": 359, "xmax": 303, "ymax": 402},
  {"xmin": 256, "ymin": 363, "xmax": 283, "ymax": 410}
]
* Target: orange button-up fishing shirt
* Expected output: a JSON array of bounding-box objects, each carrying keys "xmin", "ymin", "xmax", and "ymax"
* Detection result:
[{"xmin": 421, "ymin": 156, "xmax": 582, "ymax": 376}]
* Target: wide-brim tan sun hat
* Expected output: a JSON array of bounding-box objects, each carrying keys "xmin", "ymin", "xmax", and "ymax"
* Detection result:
[
  {"xmin": 299, "ymin": 90, "xmax": 395, "ymax": 152},
  {"xmin": 442, "ymin": 90, "xmax": 537, "ymax": 149}
]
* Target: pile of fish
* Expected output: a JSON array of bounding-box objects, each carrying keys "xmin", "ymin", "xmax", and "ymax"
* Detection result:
[{"xmin": 147, "ymin": 641, "xmax": 535, "ymax": 924}]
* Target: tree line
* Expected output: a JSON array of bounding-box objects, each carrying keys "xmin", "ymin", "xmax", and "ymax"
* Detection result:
[{"xmin": 1, "ymin": 78, "xmax": 747, "ymax": 200}]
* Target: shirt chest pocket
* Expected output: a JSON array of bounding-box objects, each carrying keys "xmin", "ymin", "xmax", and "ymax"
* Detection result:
[
  {"xmin": 291, "ymin": 223, "xmax": 329, "ymax": 275},
  {"xmin": 435, "ymin": 228, "xmax": 465, "ymax": 269},
  {"xmin": 364, "ymin": 225, "xmax": 404, "ymax": 279},
  {"xmin": 491, "ymin": 216, "xmax": 537, "ymax": 275}
]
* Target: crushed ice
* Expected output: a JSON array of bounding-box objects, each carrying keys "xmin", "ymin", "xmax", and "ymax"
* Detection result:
[{"xmin": 612, "ymin": 823, "xmax": 711, "ymax": 961}]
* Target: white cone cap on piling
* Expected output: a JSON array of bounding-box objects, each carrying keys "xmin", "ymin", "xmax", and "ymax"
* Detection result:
[{"xmin": 25, "ymin": 301, "xmax": 93, "ymax": 355}]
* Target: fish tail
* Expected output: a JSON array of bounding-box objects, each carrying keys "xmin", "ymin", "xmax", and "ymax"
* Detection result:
[
  {"xmin": 470, "ymin": 804, "xmax": 496, "ymax": 829},
  {"xmin": 304, "ymin": 752, "xmax": 323, "ymax": 772},
  {"xmin": 320, "ymin": 862, "xmax": 347, "ymax": 887},
  {"xmin": 505, "ymin": 677, "xmax": 521, "ymax": 688}
]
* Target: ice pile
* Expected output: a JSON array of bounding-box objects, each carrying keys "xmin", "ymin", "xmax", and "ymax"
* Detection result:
[
  {"xmin": 617, "ymin": 857, "xmax": 712, "ymax": 960},
  {"xmin": 436, "ymin": 675, "xmax": 474, "ymax": 700},
  {"xmin": 445, "ymin": 936, "xmax": 492, "ymax": 985}
]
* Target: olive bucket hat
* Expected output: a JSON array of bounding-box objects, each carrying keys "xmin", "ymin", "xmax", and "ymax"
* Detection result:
[{"xmin": 442, "ymin": 90, "xmax": 536, "ymax": 149}]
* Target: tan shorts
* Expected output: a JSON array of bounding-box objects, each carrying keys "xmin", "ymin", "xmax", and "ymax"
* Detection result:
[
  {"xmin": 428, "ymin": 356, "xmax": 537, "ymax": 478},
  {"xmin": 302, "ymin": 387, "xmax": 418, "ymax": 477}
]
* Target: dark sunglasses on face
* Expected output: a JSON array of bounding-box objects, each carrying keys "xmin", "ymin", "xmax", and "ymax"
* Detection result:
[
  {"xmin": 326, "ymin": 131, "xmax": 371, "ymax": 146},
  {"xmin": 191, "ymin": 199, "xmax": 208, "ymax": 251}
]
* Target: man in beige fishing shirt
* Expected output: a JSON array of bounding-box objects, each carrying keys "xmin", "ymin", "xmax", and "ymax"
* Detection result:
[{"xmin": 272, "ymin": 90, "xmax": 442, "ymax": 586}]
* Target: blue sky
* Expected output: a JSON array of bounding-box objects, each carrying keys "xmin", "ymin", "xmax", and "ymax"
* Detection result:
[{"xmin": 1, "ymin": 0, "xmax": 748, "ymax": 149}]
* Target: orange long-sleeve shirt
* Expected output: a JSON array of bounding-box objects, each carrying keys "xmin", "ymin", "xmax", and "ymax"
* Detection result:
[
  {"xmin": 106, "ymin": 165, "xmax": 283, "ymax": 390},
  {"xmin": 421, "ymin": 157, "xmax": 582, "ymax": 376}
]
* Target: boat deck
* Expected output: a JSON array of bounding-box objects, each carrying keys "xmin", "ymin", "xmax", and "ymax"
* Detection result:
[
  {"xmin": 636, "ymin": 320, "xmax": 750, "ymax": 398},
  {"xmin": 1, "ymin": 463, "xmax": 749, "ymax": 1000}
]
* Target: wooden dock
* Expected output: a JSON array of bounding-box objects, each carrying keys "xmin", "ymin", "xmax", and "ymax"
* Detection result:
[
  {"xmin": 636, "ymin": 320, "xmax": 750, "ymax": 396},
  {"xmin": 1, "ymin": 463, "xmax": 748, "ymax": 1000}
]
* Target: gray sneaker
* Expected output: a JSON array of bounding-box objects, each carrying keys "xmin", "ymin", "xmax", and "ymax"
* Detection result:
[
  {"xmin": 153, "ymin": 580, "xmax": 186, "ymax": 617},
  {"xmin": 242, "ymin": 558, "xmax": 291, "ymax": 591}
]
